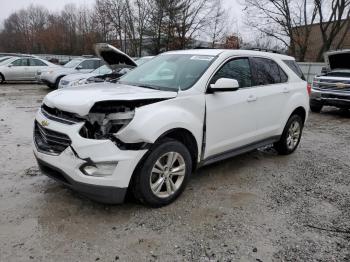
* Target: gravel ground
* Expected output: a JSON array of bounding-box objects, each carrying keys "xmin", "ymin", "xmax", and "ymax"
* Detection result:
[{"xmin": 0, "ymin": 83, "xmax": 349, "ymax": 262}]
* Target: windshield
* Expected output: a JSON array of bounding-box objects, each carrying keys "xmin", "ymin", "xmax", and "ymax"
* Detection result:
[
  {"xmin": 119, "ymin": 54, "xmax": 216, "ymax": 91},
  {"xmin": 135, "ymin": 57, "xmax": 153, "ymax": 66},
  {"xmin": 325, "ymin": 71, "xmax": 350, "ymax": 77},
  {"xmin": 0, "ymin": 57, "xmax": 12, "ymax": 64},
  {"xmin": 93, "ymin": 65, "xmax": 112, "ymax": 75},
  {"xmin": 64, "ymin": 59, "xmax": 83, "ymax": 68}
]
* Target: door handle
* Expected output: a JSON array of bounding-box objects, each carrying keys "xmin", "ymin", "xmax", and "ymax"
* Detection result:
[
  {"xmin": 282, "ymin": 87, "xmax": 290, "ymax": 93},
  {"xmin": 247, "ymin": 95, "xmax": 257, "ymax": 102}
]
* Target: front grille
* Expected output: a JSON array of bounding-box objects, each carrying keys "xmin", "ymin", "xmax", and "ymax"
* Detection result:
[
  {"xmin": 315, "ymin": 79, "xmax": 350, "ymax": 92},
  {"xmin": 41, "ymin": 104, "xmax": 84, "ymax": 125},
  {"xmin": 34, "ymin": 121, "xmax": 72, "ymax": 155}
]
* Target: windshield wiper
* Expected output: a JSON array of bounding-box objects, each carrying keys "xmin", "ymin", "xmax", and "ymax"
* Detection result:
[{"xmin": 120, "ymin": 81, "xmax": 160, "ymax": 90}]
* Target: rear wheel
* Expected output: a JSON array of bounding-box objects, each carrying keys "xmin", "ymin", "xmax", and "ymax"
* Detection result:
[
  {"xmin": 132, "ymin": 139, "xmax": 192, "ymax": 207},
  {"xmin": 274, "ymin": 115, "xmax": 303, "ymax": 155}
]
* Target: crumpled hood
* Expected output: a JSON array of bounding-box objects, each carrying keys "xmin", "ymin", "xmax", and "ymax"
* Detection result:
[{"xmin": 43, "ymin": 83, "xmax": 178, "ymax": 116}]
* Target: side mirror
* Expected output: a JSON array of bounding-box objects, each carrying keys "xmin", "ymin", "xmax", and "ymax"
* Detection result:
[
  {"xmin": 209, "ymin": 78, "xmax": 239, "ymax": 92},
  {"xmin": 76, "ymin": 65, "xmax": 83, "ymax": 70},
  {"xmin": 8, "ymin": 64, "xmax": 13, "ymax": 68}
]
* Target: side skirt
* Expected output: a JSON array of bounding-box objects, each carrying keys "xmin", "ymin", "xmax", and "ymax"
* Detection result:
[{"xmin": 200, "ymin": 136, "xmax": 280, "ymax": 167}]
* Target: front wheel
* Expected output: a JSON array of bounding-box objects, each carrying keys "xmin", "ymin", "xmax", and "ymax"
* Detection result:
[
  {"xmin": 274, "ymin": 115, "xmax": 303, "ymax": 155},
  {"xmin": 0, "ymin": 74, "xmax": 4, "ymax": 84},
  {"xmin": 310, "ymin": 101, "xmax": 323, "ymax": 113},
  {"xmin": 54, "ymin": 76, "xmax": 64, "ymax": 89},
  {"xmin": 132, "ymin": 139, "xmax": 192, "ymax": 207}
]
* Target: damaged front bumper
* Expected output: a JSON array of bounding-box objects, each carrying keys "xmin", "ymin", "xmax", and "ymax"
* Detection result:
[{"xmin": 33, "ymin": 109, "xmax": 148, "ymax": 204}]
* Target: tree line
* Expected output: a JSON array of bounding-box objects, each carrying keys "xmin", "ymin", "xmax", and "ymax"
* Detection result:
[{"xmin": 0, "ymin": 0, "xmax": 231, "ymax": 56}]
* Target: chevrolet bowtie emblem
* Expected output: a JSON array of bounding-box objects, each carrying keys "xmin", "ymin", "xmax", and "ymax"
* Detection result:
[
  {"xmin": 41, "ymin": 120, "xmax": 49, "ymax": 127},
  {"xmin": 336, "ymin": 82, "xmax": 346, "ymax": 88}
]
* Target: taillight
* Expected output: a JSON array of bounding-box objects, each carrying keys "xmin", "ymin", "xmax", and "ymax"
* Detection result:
[{"xmin": 307, "ymin": 82, "xmax": 312, "ymax": 95}]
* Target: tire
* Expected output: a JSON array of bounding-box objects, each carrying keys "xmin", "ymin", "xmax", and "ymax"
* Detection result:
[
  {"xmin": 310, "ymin": 102, "xmax": 323, "ymax": 113},
  {"xmin": 132, "ymin": 138, "xmax": 192, "ymax": 207},
  {"xmin": 274, "ymin": 114, "xmax": 304, "ymax": 155},
  {"xmin": 0, "ymin": 73, "xmax": 4, "ymax": 84},
  {"xmin": 54, "ymin": 76, "xmax": 64, "ymax": 89}
]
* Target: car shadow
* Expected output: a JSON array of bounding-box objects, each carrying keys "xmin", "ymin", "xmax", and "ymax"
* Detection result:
[{"xmin": 318, "ymin": 107, "xmax": 350, "ymax": 119}]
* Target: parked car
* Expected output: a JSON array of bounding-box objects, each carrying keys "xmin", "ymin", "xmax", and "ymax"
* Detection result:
[
  {"xmin": 0, "ymin": 57, "xmax": 59, "ymax": 84},
  {"xmin": 58, "ymin": 44, "xmax": 137, "ymax": 89},
  {"xmin": 310, "ymin": 50, "xmax": 350, "ymax": 112},
  {"xmin": 33, "ymin": 49, "xmax": 309, "ymax": 207},
  {"xmin": 39, "ymin": 57, "xmax": 102, "ymax": 89}
]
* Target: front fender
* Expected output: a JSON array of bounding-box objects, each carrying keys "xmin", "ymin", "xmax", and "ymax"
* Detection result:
[{"xmin": 116, "ymin": 95, "xmax": 205, "ymax": 152}]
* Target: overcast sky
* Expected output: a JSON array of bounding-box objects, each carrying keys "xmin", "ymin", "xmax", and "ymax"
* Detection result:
[{"xmin": 0, "ymin": 0, "xmax": 243, "ymax": 24}]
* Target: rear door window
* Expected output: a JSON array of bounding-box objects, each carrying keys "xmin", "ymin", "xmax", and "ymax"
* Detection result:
[
  {"xmin": 250, "ymin": 57, "xmax": 288, "ymax": 85},
  {"xmin": 11, "ymin": 58, "xmax": 29, "ymax": 66},
  {"xmin": 283, "ymin": 60, "xmax": 305, "ymax": 80},
  {"xmin": 29, "ymin": 59, "xmax": 48, "ymax": 66},
  {"xmin": 210, "ymin": 58, "xmax": 252, "ymax": 88}
]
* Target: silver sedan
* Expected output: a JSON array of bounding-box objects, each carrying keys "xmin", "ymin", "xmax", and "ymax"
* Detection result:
[{"xmin": 0, "ymin": 57, "xmax": 59, "ymax": 83}]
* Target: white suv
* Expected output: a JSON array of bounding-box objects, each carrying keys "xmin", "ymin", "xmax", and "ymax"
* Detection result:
[{"xmin": 33, "ymin": 49, "xmax": 309, "ymax": 207}]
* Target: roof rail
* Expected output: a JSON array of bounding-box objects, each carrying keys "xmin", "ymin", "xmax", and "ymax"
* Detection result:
[{"xmin": 245, "ymin": 47, "xmax": 284, "ymax": 54}]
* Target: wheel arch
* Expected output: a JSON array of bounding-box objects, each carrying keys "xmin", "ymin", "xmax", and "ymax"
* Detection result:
[
  {"xmin": 155, "ymin": 128, "xmax": 199, "ymax": 171},
  {"xmin": 127, "ymin": 128, "xmax": 199, "ymax": 195},
  {"xmin": 291, "ymin": 106, "xmax": 307, "ymax": 124}
]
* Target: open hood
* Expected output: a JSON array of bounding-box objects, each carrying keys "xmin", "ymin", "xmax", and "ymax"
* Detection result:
[
  {"xmin": 95, "ymin": 43, "xmax": 137, "ymax": 71},
  {"xmin": 324, "ymin": 50, "xmax": 350, "ymax": 71}
]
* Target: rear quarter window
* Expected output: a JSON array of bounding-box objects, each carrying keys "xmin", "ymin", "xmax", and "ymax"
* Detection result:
[
  {"xmin": 250, "ymin": 57, "xmax": 287, "ymax": 85},
  {"xmin": 283, "ymin": 60, "xmax": 305, "ymax": 80}
]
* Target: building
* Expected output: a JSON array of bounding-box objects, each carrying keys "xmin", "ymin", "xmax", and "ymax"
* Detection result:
[{"xmin": 292, "ymin": 20, "xmax": 350, "ymax": 62}]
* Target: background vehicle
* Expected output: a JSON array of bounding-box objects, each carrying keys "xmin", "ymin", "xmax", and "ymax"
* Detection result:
[
  {"xmin": 58, "ymin": 44, "xmax": 139, "ymax": 88},
  {"xmin": 33, "ymin": 49, "xmax": 309, "ymax": 207},
  {"xmin": 39, "ymin": 57, "xmax": 102, "ymax": 89},
  {"xmin": 0, "ymin": 57, "xmax": 59, "ymax": 84},
  {"xmin": 310, "ymin": 50, "xmax": 350, "ymax": 112}
]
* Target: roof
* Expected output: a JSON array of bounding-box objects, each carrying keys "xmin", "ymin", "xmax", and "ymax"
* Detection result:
[{"xmin": 163, "ymin": 49, "xmax": 294, "ymax": 60}]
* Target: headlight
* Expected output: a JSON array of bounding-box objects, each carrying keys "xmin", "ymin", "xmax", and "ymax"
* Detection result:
[
  {"xmin": 79, "ymin": 107, "xmax": 135, "ymax": 139},
  {"xmin": 312, "ymin": 79, "xmax": 320, "ymax": 89},
  {"xmin": 71, "ymin": 79, "xmax": 87, "ymax": 86}
]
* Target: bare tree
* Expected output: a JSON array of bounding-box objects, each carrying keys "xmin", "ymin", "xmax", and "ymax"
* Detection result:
[
  {"xmin": 244, "ymin": 0, "xmax": 318, "ymax": 61},
  {"xmin": 315, "ymin": 0, "xmax": 350, "ymax": 61},
  {"xmin": 207, "ymin": 0, "xmax": 228, "ymax": 48}
]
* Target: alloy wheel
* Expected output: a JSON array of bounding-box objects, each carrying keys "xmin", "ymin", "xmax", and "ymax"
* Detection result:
[
  {"xmin": 150, "ymin": 152, "xmax": 186, "ymax": 198},
  {"xmin": 286, "ymin": 120, "xmax": 301, "ymax": 150}
]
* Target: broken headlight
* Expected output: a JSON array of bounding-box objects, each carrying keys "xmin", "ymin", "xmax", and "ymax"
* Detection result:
[{"xmin": 80, "ymin": 105, "xmax": 135, "ymax": 139}]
